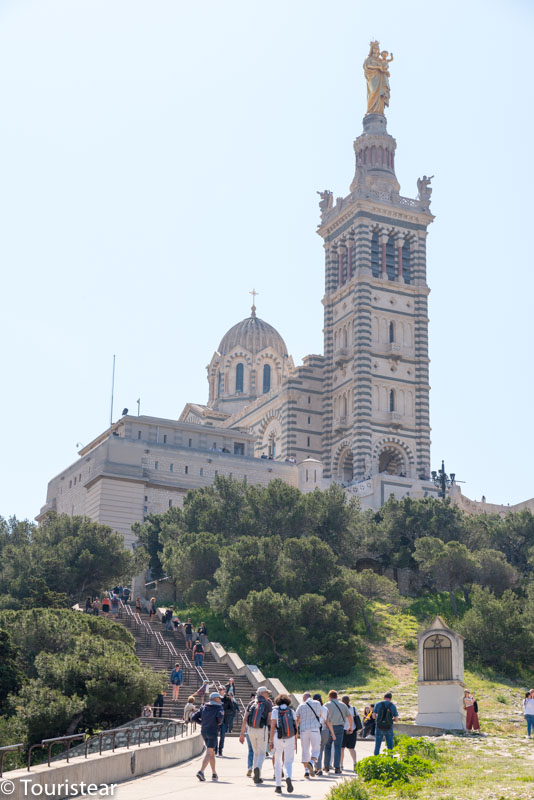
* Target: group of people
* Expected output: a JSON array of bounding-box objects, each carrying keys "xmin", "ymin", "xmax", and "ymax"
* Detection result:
[
  {"xmin": 84, "ymin": 586, "xmax": 129, "ymax": 617},
  {"xmin": 193, "ymin": 686, "xmax": 400, "ymax": 791}
]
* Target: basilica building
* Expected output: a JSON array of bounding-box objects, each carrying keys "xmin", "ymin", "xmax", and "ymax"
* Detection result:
[{"xmin": 40, "ymin": 47, "xmax": 531, "ymax": 544}]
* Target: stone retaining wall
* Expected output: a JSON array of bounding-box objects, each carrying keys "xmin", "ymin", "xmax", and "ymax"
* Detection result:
[{"xmin": 4, "ymin": 731, "xmax": 203, "ymax": 800}]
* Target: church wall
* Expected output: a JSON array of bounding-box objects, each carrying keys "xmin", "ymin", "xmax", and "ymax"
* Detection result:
[{"xmin": 38, "ymin": 425, "xmax": 299, "ymax": 546}]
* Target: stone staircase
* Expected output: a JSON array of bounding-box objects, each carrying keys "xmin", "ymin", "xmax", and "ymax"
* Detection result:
[{"xmin": 115, "ymin": 606, "xmax": 255, "ymax": 725}]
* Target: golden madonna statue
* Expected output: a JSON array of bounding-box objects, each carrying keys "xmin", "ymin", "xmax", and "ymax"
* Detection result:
[{"xmin": 363, "ymin": 41, "xmax": 393, "ymax": 115}]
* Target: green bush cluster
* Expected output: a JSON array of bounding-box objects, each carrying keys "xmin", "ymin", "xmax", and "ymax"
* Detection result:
[
  {"xmin": 325, "ymin": 780, "xmax": 370, "ymax": 800},
  {"xmin": 353, "ymin": 737, "xmax": 438, "ymax": 788}
]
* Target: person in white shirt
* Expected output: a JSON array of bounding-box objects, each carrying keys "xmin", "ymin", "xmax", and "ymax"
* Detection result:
[
  {"xmin": 296, "ymin": 692, "xmax": 323, "ymax": 777},
  {"xmin": 523, "ymin": 690, "xmax": 534, "ymax": 737},
  {"xmin": 269, "ymin": 694, "xmax": 297, "ymax": 794}
]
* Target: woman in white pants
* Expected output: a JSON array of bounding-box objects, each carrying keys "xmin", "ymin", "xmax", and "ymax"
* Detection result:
[{"xmin": 269, "ymin": 694, "xmax": 297, "ymax": 794}]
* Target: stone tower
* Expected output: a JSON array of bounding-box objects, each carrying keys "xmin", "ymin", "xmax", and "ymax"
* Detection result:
[{"xmin": 317, "ymin": 79, "xmax": 434, "ymax": 484}]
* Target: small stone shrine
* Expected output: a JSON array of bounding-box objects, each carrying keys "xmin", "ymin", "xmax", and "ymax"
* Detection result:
[{"xmin": 415, "ymin": 616, "xmax": 465, "ymax": 730}]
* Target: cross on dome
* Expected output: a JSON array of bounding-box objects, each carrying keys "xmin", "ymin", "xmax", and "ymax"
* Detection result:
[{"xmin": 249, "ymin": 288, "xmax": 259, "ymax": 317}]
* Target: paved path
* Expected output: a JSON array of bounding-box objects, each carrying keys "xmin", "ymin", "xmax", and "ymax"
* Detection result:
[{"xmin": 113, "ymin": 736, "xmax": 376, "ymax": 799}]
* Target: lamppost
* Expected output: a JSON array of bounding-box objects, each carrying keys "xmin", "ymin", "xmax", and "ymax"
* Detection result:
[{"xmin": 431, "ymin": 460, "xmax": 455, "ymax": 500}]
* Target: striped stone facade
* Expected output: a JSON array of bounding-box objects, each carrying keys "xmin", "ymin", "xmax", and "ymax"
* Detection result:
[{"xmin": 317, "ymin": 112, "xmax": 434, "ymax": 484}]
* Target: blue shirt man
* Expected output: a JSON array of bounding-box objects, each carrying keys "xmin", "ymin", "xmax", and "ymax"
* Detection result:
[{"xmin": 373, "ymin": 693, "xmax": 399, "ymax": 756}]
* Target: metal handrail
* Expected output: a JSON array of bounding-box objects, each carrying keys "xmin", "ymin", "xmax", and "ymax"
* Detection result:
[
  {"xmin": 42, "ymin": 734, "xmax": 86, "ymax": 767},
  {"xmin": 0, "ymin": 744, "xmax": 23, "ymax": 777}
]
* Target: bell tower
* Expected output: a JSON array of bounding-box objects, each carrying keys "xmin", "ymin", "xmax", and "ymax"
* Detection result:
[{"xmin": 317, "ymin": 43, "xmax": 434, "ymax": 486}]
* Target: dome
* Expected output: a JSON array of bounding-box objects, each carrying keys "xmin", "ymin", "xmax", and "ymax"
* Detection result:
[{"xmin": 217, "ymin": 308, "xmax": 288, "ymax": 357}]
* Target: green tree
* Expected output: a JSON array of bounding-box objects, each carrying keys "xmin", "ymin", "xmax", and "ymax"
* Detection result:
[
  {"xmin": 246, "ymin": 480, "xmax": 307, "ymax": 540},
  {"xmin": 0, "ymin": 630, "xmax": 23, "ymax": 712},
  {"xmin": 276, "ymin": 536, "xmax": 338, "ymax": 596},
  {"xmin": 0, "ymin": 514, "xmax": 143, "ymax": 603},
  {"xmin": 475, "ymin": 548, "xmax": 519, "ymax": 595},
  {"xmin": 414, "ymin": 537, "xmax": 479, "ymax": 616},
  {"xmin": 132, "ymin": 506, "xmax": 182, "ymax": 580},
  {"xmin": 458, "ymin": 586, "xmax": 532, "ymax": 672},
  {"xmin": 209, "ymin": 536, "xmax": 281, "ymax": 612},
  {"xmin": 229, "ymin": 588, "xmax": 302, "ymax": 670},
  {"xmin": 162, "ymin": 532, "xmax": 221, "ymax": 602},
  {"xmin": 304, "ymin": 484, "xmax": 358, "ymax": 557},
  {"xmin": 182, "ymin": 475, "xmax": 252, "ymax": 538},
  {"xmin": 7, "ymin": 683, "xmax": 85, "ymax": 745}
]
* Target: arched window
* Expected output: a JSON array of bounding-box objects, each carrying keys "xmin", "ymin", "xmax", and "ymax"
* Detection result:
[
  {"xmin": 217, "ymin": 371, "xmax": 224, "ymax": 396},
  {"xmin": 386, "ymin": 237, "xmax": 396, "ymax": 281},
  {"xmin": 343, "ymin": 327, "xmax": 348, "ymax": 348},
  {"xmin": 423, "ymin": 635, "xmax": 452, "ymax": 681},
  {"xmin": 389, "ymin": 321, "xmax": 395, "ymax": 343},
  {"xmin": 389, "ymin": 389, "xmax": 395, "ymax": 412},
  {"xmin": 371, "ymin": 232, "xmax": 380, "ymax": 277},
  {"xmin": 402, "ymin": 240, "xmax": 412, "ymax": 285},
  {"xmin": 235, "ymin": 363, "xmax": 244, "ymax": 393},
  {"xmin": 263, "ymin": 364, "xmax": 271, "ymax": 393}
]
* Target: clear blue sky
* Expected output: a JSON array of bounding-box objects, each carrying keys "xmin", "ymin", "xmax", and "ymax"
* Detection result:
[{"xmin": 1, "ymin": 0, "xmax": 532, "ymax": 521}]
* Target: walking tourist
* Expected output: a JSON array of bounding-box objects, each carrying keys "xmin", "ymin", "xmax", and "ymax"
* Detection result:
[
  {"xmin": 92, "ymin": 597, "xmax": 100, "ymax": 616},
  {"xmin": 172, "ymin": 614, "xmax": 180, "ymax": 631},
  {"xmin": 193, "ymin": 639, "xmax": 205, "ymax": 667},
  {"xmin": 198, "ymin": 621, "xmax": 208, "ymax": 645},
  {"xmin": 193, "ymin": 692, "xmax": 224, "ymax": 782},
  {"xmin": 312, "ymin": 694, "xmax": 335, "ymax": 776},
  {"xmin": 149, "ymin": 597, "xmax": 157, "ymax": 619},
  {"xmin": 142, "ymin": 704, "xmax": 152, "ymax": 718},
  {"xmin": 225, "ymin": 677, "xmax": 236, "ymax": 696},
  {"xmin": 164, "ymin": 606, "xmax": 173, "ymax": 631},
  {"xmin": 523, "ymin": 691, "xmax": 534, "ymax": 737},
  {"xmin": 110, "ymin": 591, "xmax": 119, "ymax": 618},
  {"xmin": 122, "ymin": 586, "xmax": 130, "ymax": 603},
  {"xmin": 362, "ymin": 704, "xmax": 375, "ymax": 738},
  {"xmin": 269, "ymin": 694, "xmax": 297, "ymax": 794},
  {"xmin": 135, "ymin": 596, "xmax": 143, "ymax": 614},
  {"xmin": 85, "ymin": 596, "xmax": 93, "ymax": 613},
  {"xmin": 373, "ymin": 692, "xmax": 398, "ymax": 755},
  {"xmin": 296, "ymin": 692, "xmax": 322, "ymax": 777},
  {"xmin": 170, "ymin": 662, "xmax": 184, "ymax": 702},
  {"xmin": 194, "ymin": 679, "xmax": 210, "ymax": 705},
  {"xmin": 153, "ymin": 690, "xmax": 165, "ymax": 718},
  {"xmin": 183, "ymin": 696, "xmax": 196, "ymax": 722},
  {"xmin": 463, "ymin": 689, "xmax": 480, "ymax": 733},
  {"xmin": 101, "ymin": 594, "xmax": 111, "ymax": 614},
  {"xmin": 324, "ymin": 690, "xmax": 352, "ymax": 774},
  {"xmin": 239, "ymin": 686, "xmax": 273, "ymax": 784},
  {"xmin": 184, "ymin": 618, "xmax": 194, "ymax": 650},
  {"xmin": 340, "ymin": 694, "xmax": 361, "ymax": 769},
  {"xmin": 218, "ymin": 691, "xmax": 239, "ymax": 755}
]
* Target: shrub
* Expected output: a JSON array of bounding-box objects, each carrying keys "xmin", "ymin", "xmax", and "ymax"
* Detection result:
[
  {"xmin": 355, "ymin": 752, "xmax": 435, "ymax": 786},
  {"xmin": 395, "ymin": 735, "xmax": 440, "ymax": 761},
  {"xmin": 404, "ymin": 637, "xmax": 417, "ymax": 651},
  {"xmin": 325, "ymin": 779, "xmax": 370, "ymax": 800}
]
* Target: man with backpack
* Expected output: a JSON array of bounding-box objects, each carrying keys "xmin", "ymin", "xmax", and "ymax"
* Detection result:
[
  {"xmin": 184, "ymin": 618, "xmax": 194, "ymax": 650},
  {"xmin": 239, "ymin": 686, "xmax": 272, "ymax": 784},
  {"xmin": 372, "ymin": 692, "xmax": 399, "ymax": 755},
  {"xmin": 193, "ymin": 639, "xmax": 205, "ymax": 667},
  {"xmin": 269, "ymin": 693, "xmax": 297, "ymax": 794}
]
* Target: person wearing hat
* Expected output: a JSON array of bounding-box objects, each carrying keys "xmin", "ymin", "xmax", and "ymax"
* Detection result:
[{"xmin": 192, "ymin": 692, "xmax": 224, "ymax": 782}]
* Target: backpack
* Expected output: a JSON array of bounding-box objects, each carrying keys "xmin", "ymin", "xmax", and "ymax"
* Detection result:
[
  {"xmin": 376, "ymin": 702, "xmax": 394, "ymax": 731},
  {"xmin": 276, "ymin": 707, "xmax": 296, "ymax": 740},
  {"xmin": 247, "ymin": 700, "xmax": 269, "ymax": 729}
]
